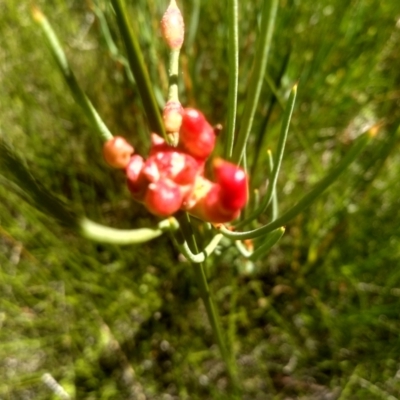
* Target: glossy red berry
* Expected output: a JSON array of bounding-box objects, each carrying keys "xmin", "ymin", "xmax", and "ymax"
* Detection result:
[
  {"xmin": 185, "ymin": 181, "xmax": 240, "ymax": 223},
  {"xmin": 103, "ymin": 136, "xmax": 134, "ymax": 169},
  {"xmin": 179, "ymin": 108, "xmax": 216, "ymax": 159},
  {"xmin": 144, "ymin": 181, "xmax": 183, "ymax": 217},
  {"xmin": 213, "ymin": 158, "xmax": 248, "ymax": 211}
]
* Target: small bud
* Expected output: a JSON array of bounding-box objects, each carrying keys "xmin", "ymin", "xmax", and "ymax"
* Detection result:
[
  {"xmin": 144, "ymin": 181, "xmax": 183, "ymax": 217},
  {"xmin": 161, "ymin": 0, "xmax": 184, "ymax": 50},
  {"xmin": 163, "ymin": 100, "xmax": 183, "ymax": 133},
  {"xmin": 103, "ymin": 136, "xmax": 134, "ymax": 169},
  {"xmin": 179, "ymin": 108, "xmax": 216, "ymax": 159}
]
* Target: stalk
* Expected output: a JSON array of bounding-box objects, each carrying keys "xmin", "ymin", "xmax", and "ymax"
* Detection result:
[
  {"xmin": 232, "ymin": 0, "xmax": 279, "ymax": 163},
  {"xmin": 32, "ymin": 7, "xmax": 113, "ymax": 142},
  {"xmin": 225, "ymin": 0, "xmax": 239, "ymax": 159},
  {"xmin": 182, "ymin": 214, "xmax": 241, "ymax": 394}
]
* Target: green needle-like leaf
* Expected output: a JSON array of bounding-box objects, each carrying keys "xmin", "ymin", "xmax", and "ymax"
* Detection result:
[
  {"xmin": 32, "ymin": 7, "xmax": 113, "ymax": 141},
  {"xmin": 110, "ymin": 0, "xmax": 166, "ymax": 139},
  {"xmin": 225, "ymin": 0, "xmax": 239, "ymax": 159},
  {"xmin": 0, "ymin": 140, "xmax": 170, "ymax": 245},
  {"xmin": 0, "ymin": 139, "xmax": 79, "ymax": 229},
  {"xmin": 221, "ymin": 129, "xmax": 374, "ymax": 240},
  {"xmin": 232, "ymin": 0, "xmax": 279, "ymax": 163},
  {"xmin": 80, "ymin": 219, "xmax": 164, "ymax": 245},
  {"xmin": 249, "ymin": 227, "xmax": 285, "ymax": 261},
  {"xmin": 171, "ymin": 232, "xmax": 223, "ymax": 263},
  {"xmin": 235, "ymin": 227, "xmax": 284, "ymax": 259}
]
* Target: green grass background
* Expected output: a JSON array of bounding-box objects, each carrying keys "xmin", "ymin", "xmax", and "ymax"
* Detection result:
[{"xmin": 1, "ymin": 0, "xmax": 400, "ymax": 398}]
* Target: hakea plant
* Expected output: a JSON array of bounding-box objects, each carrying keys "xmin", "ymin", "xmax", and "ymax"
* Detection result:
[
  {"xmin": 104, "ymin": 110, "xmax": 248, "ymax": 222},
  {"xmin": 0, "ymin": 0, "xmax": 376, "ymax": 395}
]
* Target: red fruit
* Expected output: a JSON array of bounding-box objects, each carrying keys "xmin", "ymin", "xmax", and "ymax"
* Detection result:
[
  {"xmin": 213, "ymin": 158, "xmax": 248, "ymax": 211},
  {"xmin": 103, "ymin": 136, "xmax": 134, "ymax": 169},
  {"xmin": 149, "ymin": 133, "xmax": 171, "ymax": 156},
  {"xmin": 173, "ymin": 154, "xmax": 200, "ymax": 185},
  {"xmin": 143, "ymin": 148, "xmax": 201, "ymax": 185},
  {"xmin": 179, "ymin": 108, "xmax": 216, "ymax": 159},
  {"xmin": 202, "ymin": 185, "xmax": 240, "ymax": 222},
  {"xmin": 184, "ymin": 177, "xmax": 239, "ymax": 223},
  {"xmin": 126, "ymin": 155, "xmax": 147, "ymax": 200},
  {"xmin": 144, "ymin": 181, "xmax": 183, "ymax": 217}
]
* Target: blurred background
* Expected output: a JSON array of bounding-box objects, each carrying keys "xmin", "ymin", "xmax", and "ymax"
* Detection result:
[{"xmin": 1, "ymin": 0, "xmax": 400, "ymax": 398}]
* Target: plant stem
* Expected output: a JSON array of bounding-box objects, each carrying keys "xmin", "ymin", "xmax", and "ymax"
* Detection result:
[
  {"xmin": 79, "ymin": 218, "xmax": 173, "ymax": 245},
  {"xmin": 232, "ymin": 0, "xmax": 279, "ymax": 164},
  {"xmin": 167, "ymin": 49, "xmax": 180, "ymax": 102},
  {"xmin": 32, "ymin": 7, "xmax": 113, "ymax": 142},
  {"xmin": 170, "ymin": 231, "xmax": 223, "ymax": 263},
  {"xmin": 225, "ymin": 0, "xmax": 239, "ymax": 159},
  {"xmin": 182, "ymin": 214, "xmax": 240, "ymax": 394}
]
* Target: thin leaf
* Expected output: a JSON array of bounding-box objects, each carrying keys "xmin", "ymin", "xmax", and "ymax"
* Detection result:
[
  {"xmin": 225, "ymin": 0, "xmax": 239, "ymax": 159},
  {"xmin": 80, "ymin": 218, "xmax": 165, "ymax": 245},
  {"xmin": 221, "ymin": 128, "xmax": 374, "ymax": 240},
  {"xmin": 0, "ymin": 140, "xmax": 78, "ymax": 229},
  {"xmin": 232, "ymin": 0, "xmax": 279, "ymax": 163},
  {"xmin": 0, "ymin": 140, "xmax": 172, "ymax": 245},
  {"xmin": 32, "ymin": 7, "xmax": 113, "ymax": 141},
  {"xmin": 110, "ymin": 0, "xmax": 166, "ymax": 139}
]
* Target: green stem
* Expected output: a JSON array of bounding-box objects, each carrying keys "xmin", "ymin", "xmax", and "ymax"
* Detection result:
[
  {"xmin": 171, "ymin": 232, "xmax": 223, "ymax": 263},
  {"xmin": 264, "ymin": 72, "xmax": 322, "ymax": 174},
  {"xmin": 232, "ymin": 0, "xmax": 279, "ymax": 163},
  {"xmin": 167, "ymin": 49, "xmax": 180, "ymax": 102},
  {"xmin": 235, "ymin": 240, "xmax": 252, "ymax": 258},
  {"xmin": 110, "ymin": 0, "xmax": 166, "ymax": 139},
  {"xmin": 32, "ymin": 8, "xmax": 113, "ymax": 141},
  {"xmin": 267, "ymin": 149, "xmax": 279, "ymax": 221},
  {"xmin": 235, "ymin": 227, "xmax": 285, "ymax": 260},
  {"xmin": 182, "ymin": 214, "xmax": 240, "ymax": 393},
  {"xmin": 92, "ymin": 3, "xmax": 135, "ymax": 85},
  {"xmin": 225, "ymin": 0, "xmax": 239, "ymax": 159},
  {"xmin": 221, "ymin": 130, "xmax": 373, "ymax": 240}
]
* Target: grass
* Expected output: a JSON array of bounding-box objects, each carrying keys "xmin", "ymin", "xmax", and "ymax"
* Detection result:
[{"xmin": 1, "ymin": 0, "xmax": 400, "ymax": 398}]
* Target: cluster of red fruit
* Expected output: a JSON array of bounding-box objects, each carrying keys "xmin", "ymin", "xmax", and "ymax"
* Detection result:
[{"xmin": 103, "ymin": 108, "xmax": 248, "ymax": 223}]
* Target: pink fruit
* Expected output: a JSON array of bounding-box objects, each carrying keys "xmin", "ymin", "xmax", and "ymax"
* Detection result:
[
  {"xmin": 103, "ymin": 136, "xmax": 134, "ymax": 169},
  {"xmin": 179, "ymin": 108, "xmax": 216, "ymax": 159},
  {"xmin": 213, "ymin": 158, "xmax": 248, "ymax": 211},
  {"xmin": 144, "ymin": 180, "xmax": 183, "ymax": 217}
]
